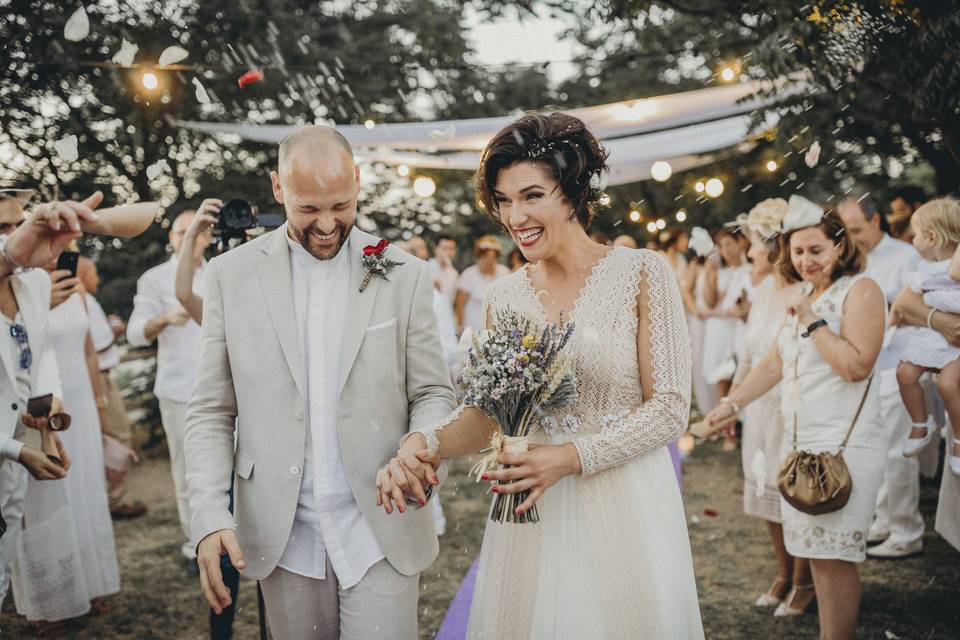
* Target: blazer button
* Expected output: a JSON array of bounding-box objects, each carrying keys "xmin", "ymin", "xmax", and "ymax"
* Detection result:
[
  {"xmin": 289, "ymin": 465, "xmax": 301, "ymax": 475},
  {"xmin": 11, "ymin": 403, "xmax": 18, "ymax": 411}
]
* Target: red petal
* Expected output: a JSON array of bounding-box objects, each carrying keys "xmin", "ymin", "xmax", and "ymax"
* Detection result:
[{"xmin": 238, "ymin": 68, "xmax": 264, "ymax": 88}]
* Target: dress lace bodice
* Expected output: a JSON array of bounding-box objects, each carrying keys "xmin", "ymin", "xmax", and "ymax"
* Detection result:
[{"xmin": 482, "ymin": 247, "xmax": 692, "ymax": 476}]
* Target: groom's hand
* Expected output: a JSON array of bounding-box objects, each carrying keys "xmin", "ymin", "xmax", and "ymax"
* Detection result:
[
  {"xmin": 376, "ymin": 437, "xmax": 441, "ymax": 514},
  {"xmin": 197, "ymin": 529, "xmax": 246, "ymax": 614}
]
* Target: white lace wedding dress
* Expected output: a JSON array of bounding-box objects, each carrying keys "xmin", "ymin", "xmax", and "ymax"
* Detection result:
[{"xmin": 418, "ymin": 247, "xmax": 704, "ymax": 639}]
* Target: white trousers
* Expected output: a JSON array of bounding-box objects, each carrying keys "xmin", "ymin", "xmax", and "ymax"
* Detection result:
[
  {"xmin": 158, "ymin": 397, "xmax": 195, "ymax": 559},
  {"xmin": 873, "ymin": 387, "xmax": 926, "ymax": 545},
  {"xmin": 259, "ymin": 558, "xmax": 419, "ymax": 640},
  {"xmin": 0, "ymin": 459, "xmax": 27, "ymax": 604}
]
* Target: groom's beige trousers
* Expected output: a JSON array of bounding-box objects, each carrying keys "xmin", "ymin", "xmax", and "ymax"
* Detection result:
[{"xmin": 259, "ymin": 557, "xmax": 419, "ymax": 640}]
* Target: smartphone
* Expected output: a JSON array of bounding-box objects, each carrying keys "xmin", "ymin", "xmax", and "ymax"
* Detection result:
[
  {"xmin": 55, "ymin": 251, "xmax": 80, "ymax": 278},
  {"xmin": 27, "ymin": 393, "xmax": 53, "ymax": 418}
]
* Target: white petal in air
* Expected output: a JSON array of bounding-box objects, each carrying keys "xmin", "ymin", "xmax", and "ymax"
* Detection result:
[
  {"xmin": 53, "ymin": 135, "xmax": 78, "ymax": 162},
  {"xmin": 112, "ymin": 39, "xmax": 138, "ymax": 66},
  {"xmin": 751, "ymin": 450, "xmax": 766, "ymax": 498},
  {"xmin": 64, "ymin": 7, "xmax": 90, "ymax": 42},
  {"xmin": 158, "ymin": 45, "xmax": 189, "ymax": 67},
  {"xmin": 145, "ymin": 159, "xmax": 167, "ymax": 180},
  {"xmin": 192, "ymin": 77, "xmax": 211, "ymax": 104},
  {"xmin": 689, "ymin": 226, "xmax": 715, "ymax": 258},
  {"xmin": 804, "ymin": 140, "xmax": 821, "ymax": 168},
  {"xmin": 781, "ymin": 195, "xmax": 824, "ymax": 233}
]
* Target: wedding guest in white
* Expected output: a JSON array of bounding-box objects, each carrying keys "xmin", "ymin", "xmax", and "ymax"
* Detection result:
[
  {"xmin": 707, "ymin": 199, "xmax": 888, "ymax": 640},
  {"xmin": 454, "ymin": 235, "xmax": 509, "ymax": 334},
  {"xmin": 183, "ymin": 125, "xmax": 456, "ymax": 639},
  {"xmin": 430, "ymin": 234, "xmax": 459, "ymax": 306},
  {"xmin": 408, "ymin": 235, "xmax": 430, "ymax": 261},
  {"xmin": 893, "ymin": 198, "xmax": 960, "ymax": 470},
  {"xmin": 78, "ymin": 256, "xmax": 146, "ymax": 519},
  {"xmin": 659, "ymin": 227, "xmax": 689, "ymax": 284},
  {"xmin": 681, "ymin": 231, "xmax": 718, "ymax": 414},
  {"xmin": 0, "ymin": 190, "xmax": 74, "ymax": 620},
  {"xmin": 15, "ymin": 242, "xmax": 121, "ymax": 628},
  {"xmin": 382, "ymin": 112, "xmax": 704, "ymax": 639},
  {"xmin": 837, "ymin": 191, "xmax": 926, "ymax": 559},
  {"xmin": 729, "ymin": 198, "xmax": 812, "ymax": 616},
  {"xmin": 127, "ymin": 209, "xmax": 209, "ymax": 567},
  {"xmin": 701, "ymin": 228, "xmax": 748, "ymax": 449},
  {"xmin": 612, "ymin": 234, "xmax": 638, "ymax": 249}
]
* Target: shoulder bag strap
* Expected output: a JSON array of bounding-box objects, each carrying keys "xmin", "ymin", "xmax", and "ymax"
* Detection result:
[{"xmin": 838, "ymin": 375, "xmax": 873, "ymax": 452}]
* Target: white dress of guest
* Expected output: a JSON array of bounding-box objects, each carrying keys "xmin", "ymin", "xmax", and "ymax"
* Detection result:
[
  {"xmin": 688, "ymin": 266, "xmax": 716, "ymax": 414},
  {"xmin": 13, "ymin": 293, "xmax": 119, "ymax": 620},
  {"xmin": 702, "ymin": 264, "xmax": 749, "ymax": 385},
  {"xmin": 776, "ymin": 276, "xmax": 889, "ymax": 561},
  {"xmin": 733, "ymin": 275, "xmax": 798, "ymax": 521},
  {"xmin": 899, "ymin": 259, "xmax": 960, "ymax": 369},
  {"xmin": 457, "ymin": 263, "xmax": 510, "ymax": 333}
]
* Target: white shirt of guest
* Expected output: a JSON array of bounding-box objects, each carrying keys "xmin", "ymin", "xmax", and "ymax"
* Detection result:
[
  {"xmin": 457, "ymin": 263, "xmax": 510, "ymax": 332},
  {"xmin": 86, "ymin": 293, "xmax": 119, "ymax": 371},
  {"xmin": 126, "ymin": 257, "xmax": 206, "ymax": 403},
  {"xmin": 278, "ymin": 225, "xmax": 384, "ymax": 587},
  {"xmin": 429, "ymin": 258, "xmax": 459, "ymax": 306},
  {"xmin": 864, "ymin": 233, "xmax": 922, "ymax": 392}
]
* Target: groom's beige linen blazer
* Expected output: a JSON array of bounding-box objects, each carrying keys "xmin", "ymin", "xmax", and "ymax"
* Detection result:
[{"xmin": 183, "ymin": 226, "xmax": 456, "ymax": 580}]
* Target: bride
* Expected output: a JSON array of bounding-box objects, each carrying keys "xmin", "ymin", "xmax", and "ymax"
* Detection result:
[{"xmin": 377, "ymin": 112, "xmax": 704, "ymax": 639}]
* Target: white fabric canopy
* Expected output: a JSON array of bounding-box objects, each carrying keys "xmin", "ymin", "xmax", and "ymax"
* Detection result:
[{"xmin": 174, "ymin": 79, "xmax": 793, "ymax": 185}]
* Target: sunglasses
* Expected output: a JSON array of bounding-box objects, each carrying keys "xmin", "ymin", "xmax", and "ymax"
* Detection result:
[{"xmin": 9, "ymin": 323, "xmax": 32, "ymax": 369}]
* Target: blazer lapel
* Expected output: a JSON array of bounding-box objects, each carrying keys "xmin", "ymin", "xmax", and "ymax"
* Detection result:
[
  {"xmin": 12, "ymin": 276, "xmax": 40, "ymax": 387},
  {"xmin": 338, "ymin": 229, "xmax": 382, "ymax": 394},
  {"xmin": 258, "ymin": 229, "xmax": 304, "ymax": 398}
]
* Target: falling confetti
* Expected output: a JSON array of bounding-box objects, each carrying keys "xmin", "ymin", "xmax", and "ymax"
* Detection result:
[
  {"xmin": 237, "ymin": 68, "xmax": 263, "ymax": 88},
  {"xmin": 111, "ymin": 38, "xmax": 138, "ymax": 66},
  {"xmin": 53, "ymin": 135, "xmax": 78, "ymax": 162},
  {"xmin": 703, "ymin": 508, "xmax": 718, "ymax": 518},
  {"xmin": 751, "ymin": 450, "xmax": 766, "ymax": 498},
  {"xmin": 158, "ymin": 45, "xmax": 189, "ymax": 67},
  {"xmin": 804, "ymin": 140, "xmax": 821, "ymax": 167},
  {"xmin": 192, "ymin": 77, "xmax": 210, "ymax": 104},
  {"xmin": 64, "ymin": 7, "xmax": 90, "ymax": 42},
  {"xmin": 145, "ymin": 159, "xmax": 167, "ymax": 180}
]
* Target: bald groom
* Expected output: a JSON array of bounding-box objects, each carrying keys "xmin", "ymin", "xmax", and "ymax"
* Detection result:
[{"xmin": 183, "ymin": 125, "xmax": 456, "ymax": 639}]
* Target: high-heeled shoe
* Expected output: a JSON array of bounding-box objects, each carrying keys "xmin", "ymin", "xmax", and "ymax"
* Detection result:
[
  {"xmin": 773, "ymin": 584, "xmax": 815, "ymax": 617},
  {"xmin": 755, "ymin": 576, "xmax": 789, "ymax": 607},
  {"xmin": 902, "ymin": 417, "xmax": 935, "ymax": 457},
  {"xmin": 950, "ymin": 438, "xmax": 960, "ymax": 476}
]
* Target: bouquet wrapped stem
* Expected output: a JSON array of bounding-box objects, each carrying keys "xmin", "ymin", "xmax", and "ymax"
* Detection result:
[{"xmin": 459, "ymin": 312, "xmax": 578, "ymax": 524}]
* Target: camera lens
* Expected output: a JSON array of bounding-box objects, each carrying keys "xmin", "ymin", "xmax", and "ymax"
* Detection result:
[{"xmin": 218, "ymin": 199, "xmax": 256, "ymax": 230}]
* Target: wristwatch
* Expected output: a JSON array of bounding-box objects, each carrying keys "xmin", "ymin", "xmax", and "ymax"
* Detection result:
[{"xmin": 802, "ymin": 318, "xmax": 828, "ymax": 338}]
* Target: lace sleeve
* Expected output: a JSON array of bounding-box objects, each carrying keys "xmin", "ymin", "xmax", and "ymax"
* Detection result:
[
  {"xmin": 400, "ymin": 404, "xmax": 498, "ymax": 458},
  {"xmin": 573, "ymin": 251, "xmax": 692, "ymax": 477}
]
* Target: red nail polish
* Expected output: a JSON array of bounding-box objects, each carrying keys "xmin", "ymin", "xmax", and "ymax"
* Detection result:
[
  {"xmin": 480, "ymin": 474, "xmax": 489, "ymax": 481},
  {"xmin": 419, "ymin": 498, "xmax": 426, "ymax": 506},
  {"xmin": 515, "ymin": 508, "xmax": 522, "ymax": 515},
  {"xmin": 491, "ymin": 486, "xmax": 498, "ymax": 493},
  {"xmin": 398, "ymin": 504, "xmax": 405, "ymax": 513}
]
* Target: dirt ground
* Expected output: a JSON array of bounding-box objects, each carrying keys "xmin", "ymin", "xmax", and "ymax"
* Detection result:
[{"xmin": 2, "ymin": 440, "xmax": 957, "ymax": 639}]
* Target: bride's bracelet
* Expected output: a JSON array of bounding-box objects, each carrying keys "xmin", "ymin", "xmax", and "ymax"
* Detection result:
[
  {"xmin": 927, "ymin": 308, "xmax": 938, "ymax": 330},
  {"xmin": 720, "ymin": 396, "xmax": 741, "ymax": 415}
]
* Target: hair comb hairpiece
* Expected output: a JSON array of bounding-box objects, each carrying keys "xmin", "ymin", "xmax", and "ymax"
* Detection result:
[{"xmin": 781, "ymin": 195, "xmax": 825, "ymax": 233}]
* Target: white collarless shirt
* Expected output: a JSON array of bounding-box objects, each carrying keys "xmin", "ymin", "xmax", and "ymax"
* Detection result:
[
  {"xmin": 278, "ymin": 226, "xmax": 384, "ymax": 587},
  {"xmin": 126, "ymin": 257, "xmax": 206, "ymax": 402},
  {"xmin": 864, "ymin": 234, "xmax": 922, "ymax": 393}
]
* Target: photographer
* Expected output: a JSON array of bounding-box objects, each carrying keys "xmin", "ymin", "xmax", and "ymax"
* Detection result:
[
  {"xmin": 176, "ymin": 199, "xmax": 220, "ymax": 324},
  {"xmin": 126, "ymin": 208, "xmax": 209, "ymax": 570}
]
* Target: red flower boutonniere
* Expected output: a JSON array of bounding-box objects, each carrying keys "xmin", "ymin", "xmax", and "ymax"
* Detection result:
[{"xmin": 360, "ymin": 239, "xmax": 403, "ymax": 292}]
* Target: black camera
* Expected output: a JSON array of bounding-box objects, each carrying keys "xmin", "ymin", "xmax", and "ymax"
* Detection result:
[{"xmin": 211, "ymin": 199, "xmax": 284, "ymax": 252}]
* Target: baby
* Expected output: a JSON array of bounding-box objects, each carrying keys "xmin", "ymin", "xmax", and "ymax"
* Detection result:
[{"xmin": 894, "ymin": 197, "xmax": 960, "ymax": 475}]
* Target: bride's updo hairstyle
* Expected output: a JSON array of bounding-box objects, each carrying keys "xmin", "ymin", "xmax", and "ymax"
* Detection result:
[{"xmin": 476, "ymin": 112, "xmax": 610, "ymax": 229}]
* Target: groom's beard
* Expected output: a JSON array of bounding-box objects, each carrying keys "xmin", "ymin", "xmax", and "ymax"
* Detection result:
[{"xmin": 291, "ymin": 220, "xmax": 352, "ymax": 261}]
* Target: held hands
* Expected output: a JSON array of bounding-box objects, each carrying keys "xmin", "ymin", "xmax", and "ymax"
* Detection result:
[
  {"xmin": 165, "ymin": 307, "xmax": 191, "ymax": 327},
  {"xmin": 480, "ymin": 443, "xmax": 581, "ymax": 517},
  {"xmin": 376, "ymin": 433, "xmax": 441, "ymax": 514},
  {"xmin": 4, "ymin": 193, "xmax": 103, "ymax": 270},
  {"xmin": 703, "ymin": 401, "xmax": 737, "ymax": 429},
  {"xmin": 197, "ymin": 529, "xmax": 246, "ymax": 615}
]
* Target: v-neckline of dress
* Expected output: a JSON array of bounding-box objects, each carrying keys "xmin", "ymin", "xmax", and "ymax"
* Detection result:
[{"xmin": 520, "ymin": 247, "xmax": 619, "ymax": 326}]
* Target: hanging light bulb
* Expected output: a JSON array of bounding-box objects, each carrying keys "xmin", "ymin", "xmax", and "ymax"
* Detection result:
[
  {"xmin": 650, "ymin": 160, "xmax": 672, "ymax": 182},
  {"xmin": 656, "ymin": 218, "xmax": 667, "ymax": 230},
  {"xmin": 705, "ymin": 178, "xmax": 725, "ymax": 198},
  {"xmin": 397, "ymin": 164, "xmax": 410, "ymax": 177},
  {"xmin": 412, "ymin": 176, "xmax": 436, "ymax": 198},
  {"xmin": 141, "ymin": 72, "xmax": 159, "ymax": 90},
  {"xmin": 675, "ymin": 209, "xmax": 687, "ymax": 222},
  {"xmin": 629, "ymin": 210, "xmax": 641, "ymax": 223},
  {"xmin": 364, "ymin": 119, "xmax": 375, "ymax": 129},
  {"xmin": 646, "ymin": 221, "xmax": 657, "ymax": 233},
  {"xmin": 694, "ymin": 181, "xmax": 705, "ymax": 194},
  {"xmin": 766, "ymin": 160, "xmax": 778, "ymax": 172},
  {"xmin": 719, "ymin": 66, "xmax": 736, "ymax": 82}
]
